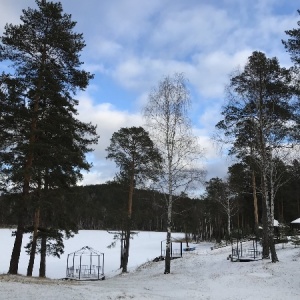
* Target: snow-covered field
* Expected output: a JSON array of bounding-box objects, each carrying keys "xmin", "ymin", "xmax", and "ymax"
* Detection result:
[{"xmin": 0, "ymin": 229, "xmax": 300, "ymax": 299}]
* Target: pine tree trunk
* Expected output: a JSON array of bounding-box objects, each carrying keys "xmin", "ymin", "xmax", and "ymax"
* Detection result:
[
  {"xmin": 8, "ymin": 65, "xmax": 42, "ymax": 274},
  {"xmin": 8, "ymin": 220, "xmax": 25, "ymax": 274},
  {"xmin": 27, "ymin": 207, "xmax": 40, "ymax": 276},
  {"xmin": 8, "ymin": 182, "xmax": 29, "ymax": 274},
  {"xmin": 122, "ymin": 167, "xmax": 134, "ymax": 273},
  {"xmin": 258, "ymin": 94, "xmax": 270, "ymax": 260},
  {"xmin": 185, "ymin": 229, "xmax": 189, "ymax": 247},
  {"xmin": 261, "ymin": 174, "xmax": 270, "ymax": 259},
  {"xmin": 39, "ymin": 233, "xmax": 47, "ymax": 277},
  {"xmin": 122, "ymin": 221, "xmax": 131, "ymax": 273},
  {"xmin": 269, "ymin": 165, "xmax": 279, "ymax": 262},
  {"xmin": 252, "ymin": 170, "xmax": 259, "ymax": 235}
]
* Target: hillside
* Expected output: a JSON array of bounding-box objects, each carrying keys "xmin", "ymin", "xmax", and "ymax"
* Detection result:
[{"xmin": 0, "ymin": 231, "xmax": 299, "ymax": 299}]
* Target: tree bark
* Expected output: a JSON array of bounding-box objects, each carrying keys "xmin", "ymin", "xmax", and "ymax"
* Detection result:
[
  {"xmin": 27, "ymin": 207, "xmax": 40, "ymax": 276},
  {"xmin": 252, "ymin": 170, "xmax": 259, "ymax": 236},
  {"xmin": 8, "ymin": 210, "xmax": 26, "ymax": 274},
  {"xmin": 8, "ymin": 165, "xmax": 32, "ymax": 274},
  {"xmin": 122, "ymin": 165, "xmax": 134, "ymax": 273},
  {"xmin": 164, "ymin": 194, "xmax": 172, "ymax": 274},
  {"xmin": 39, "ymin": 233, "xmax": 47, "ymax": 277},
  {"xmin": 227, "ymin": 208, "xmax": 231, "ymax": 238},
  {"xmin": 8, "ymin": 48, "xmax": 44, "ymax": 274},
  {"xmin": 268, "ymin": 164, "xmax": 279, "ymax": 262},
  {"xmin": 122, "ymin": 220, "xmax": 131, "ymax": 273}
]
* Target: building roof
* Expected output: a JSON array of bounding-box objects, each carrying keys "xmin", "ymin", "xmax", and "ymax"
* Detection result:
[{"xmin": 291, "ymin": 218, "xmax": 300, "ymax": 224}]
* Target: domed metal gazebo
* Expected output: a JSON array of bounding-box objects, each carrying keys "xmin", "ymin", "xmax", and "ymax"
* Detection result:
[{"xmin": 66, "ymin": 246, "xmax": 105, "ymax": 280}]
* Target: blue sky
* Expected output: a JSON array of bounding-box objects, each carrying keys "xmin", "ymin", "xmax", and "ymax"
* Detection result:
[{"xmin": 1, "ymin": 0, "xmax": 299, "ymax": 189}]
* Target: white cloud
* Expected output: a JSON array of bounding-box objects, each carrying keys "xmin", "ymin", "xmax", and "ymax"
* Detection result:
[
  {"xmin": 1, "ymin": 0, "xmax": 299, "ymax": 186},
  {"xmin": 78, "ymin": 94, "xmax": 143, "ymax": 152},
  {"xmin": 147, "ymin": 3, "xmax": 236, "ymax": 58},
  {"xmin": 87, "ymin": 38, "xmax": 124, "ymax": 61},
  {"xmin": 111, "ymin": 49, "xmax": 251, "ymax": 100},
  {"xmin": 76, "ymin": 91, "xmax": 144, "ymax": 184},
  {"xmin": 190, "ymin": 50, "xmax": 252, "ymax": 98},
  {"xmin": 0, "ymin": 0, "xmax": 26, "ymax": 30}
]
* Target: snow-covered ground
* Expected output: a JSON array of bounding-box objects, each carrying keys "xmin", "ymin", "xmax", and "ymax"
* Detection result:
[{"xmin": 0, "ymin": 229, "xmax": 300, "ymax": 299}]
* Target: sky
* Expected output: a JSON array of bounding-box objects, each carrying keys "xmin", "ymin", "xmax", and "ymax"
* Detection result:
[{"xmin": 0, "ymin": 0, "xmax": 299, "ymax": 191}]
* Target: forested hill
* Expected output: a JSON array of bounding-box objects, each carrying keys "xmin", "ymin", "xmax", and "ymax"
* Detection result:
[
  {"xmin": 0, "ymin": 180, "xmax": 299, "ymax": 241},
  {"xmin": 0, "ymin": 183, "xmax": 199, "ymax": 233}
]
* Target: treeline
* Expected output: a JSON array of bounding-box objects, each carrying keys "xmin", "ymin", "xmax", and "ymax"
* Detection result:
[{"xmin": 1, "ymin": 164, "xmax": 299, "ymax": 240}]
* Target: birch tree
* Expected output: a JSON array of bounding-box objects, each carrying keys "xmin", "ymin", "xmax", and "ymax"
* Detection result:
[
  {"xmin": 205, "ymin": 177, "xmax": 238, "ymax": 238},
  {"xmin": 144, "ymin": 73, "xmax": 205, "ymax": 274}
]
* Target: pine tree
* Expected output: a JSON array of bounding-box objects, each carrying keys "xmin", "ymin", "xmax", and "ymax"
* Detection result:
[
  {"xmin": 0, "ymin": 0, "xmax": 98, "ymax": 274},
  {"xmin": 106, "ymin": 126, "xmax": 162, "ymax": 272},
  {"xmin": 216, "ymin": 51, "xmax": 296, "ymax": 262}
]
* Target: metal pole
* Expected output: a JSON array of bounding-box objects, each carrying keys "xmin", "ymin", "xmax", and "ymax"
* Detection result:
[
  {"xmin": 180, "ymin": 242, "xmax": 182, "ymax": 258},
  {"xmin": 102, "ymin": 253, "xmax": 105, "ymax": 277},
  {"xmin": 90, "ymin": 253, "xmax": 92, "ymax": 275},
  {"xmin": 98, "ymin": 255, "xmax": 100, "ymax": 280},
  {"xmin": 120, "ymin": 233, "xmax": 124, "ymax": 268},
  {"xmin": 66, "ymin": 254, "xmax": 69, "ymax": 277},
  {"xmin": 240, "ymin": 241, "xmax": 243, "ymax": 258},
  {"xmin": 73, "ymin": 253, "xmax": 75, "ymax": 278},
  {"xmin": 79, "ymin": 255, "xmax": 82, "ymax": 280}
]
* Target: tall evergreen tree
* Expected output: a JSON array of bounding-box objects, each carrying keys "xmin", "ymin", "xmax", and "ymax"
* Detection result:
[
  {"xmin": 216, "ymin": 51, "xmax": 296, "ymax": 262},
  {"xmin": 106, "ymin": 126, "xmax": 161, "ymax": 272},
  {"xmin": 283, "ymin": 9, "xmax": 300, "ymax": 141},
  {"xmin": 0, "ymin": 0, "xmax": 98, "ymax": 274},
  {"xmin": 283, "ymin": 10, "xmax": 300, "ymax": 67}
]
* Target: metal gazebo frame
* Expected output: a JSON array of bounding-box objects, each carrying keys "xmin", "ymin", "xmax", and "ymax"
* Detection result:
[
  {"xmin": 66, "ymin": 246, "xmax": 105, "ymax": 280},
  {"xmin": 160, "ymin": 238, "xmax": 183, "ymax": 259}
]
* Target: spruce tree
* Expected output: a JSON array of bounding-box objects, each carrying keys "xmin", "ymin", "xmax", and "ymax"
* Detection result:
[{"xmin": 0, "ymin": 0, "xmax": 98, "ymax": 274}]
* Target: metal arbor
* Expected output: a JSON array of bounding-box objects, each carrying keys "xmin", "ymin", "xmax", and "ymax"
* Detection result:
[
  {"xmin": 160, "ymin": 238, "xmax": 183, "ymax": 259},
  {"xmin": 230, "ymin": 237, "xmax": 261, "ymax": 262},
  {"xmin": 66, "ymin": 246, "xmax": 105, "ymax": 280}
]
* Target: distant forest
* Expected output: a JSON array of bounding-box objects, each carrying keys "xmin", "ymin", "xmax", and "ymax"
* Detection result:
[{"xmin": 1, "ymin": 172, "xmax": 299, "ymax": 242}]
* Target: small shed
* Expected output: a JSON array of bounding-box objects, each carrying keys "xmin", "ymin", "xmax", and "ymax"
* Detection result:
[
  {"xmin": 66, "ymin": 246, "xmax": 105, "ymax": 280},
  {"xmin": 291, "ymin": 218, "xmax": 300, "ymax": 230},
  {"xmin": 291, "ymin": 217, "xmax": 300, "ymax": 224},
  {"xmin": 259, "ymin": 219, "xmax": 280, "ymax": 229}
]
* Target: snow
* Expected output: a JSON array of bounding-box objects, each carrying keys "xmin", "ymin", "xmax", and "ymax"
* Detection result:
[
  {"xmin": 291, "ymin": 218, "xmax": 300, "ymax": 224},
  {"xmin": 0, "ymin": 229, "xmax": 300, "ymax": 299}
]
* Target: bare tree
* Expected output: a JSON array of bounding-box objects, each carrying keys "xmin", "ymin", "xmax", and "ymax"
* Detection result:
[
  {"xmin": 205, "ymin": 177, "xmax": 238, "ymax": 238},
  {"xmin": 144, "ymin": 73, "xmax": 206, "ymax": 274}
]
